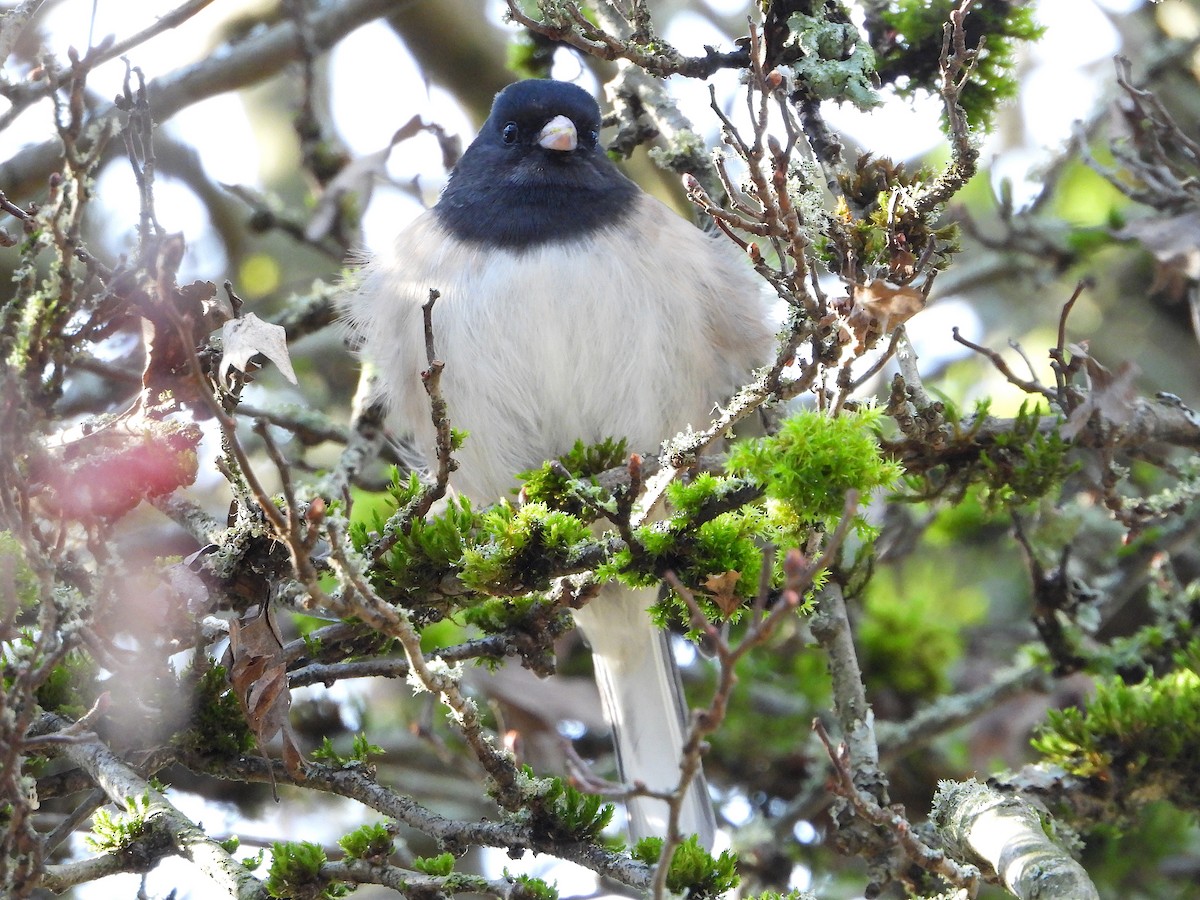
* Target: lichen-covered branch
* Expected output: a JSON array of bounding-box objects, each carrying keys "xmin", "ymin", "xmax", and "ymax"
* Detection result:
[{"xmin": 933, "ymin": 780, "xmax": 1099, "ymax": 900}]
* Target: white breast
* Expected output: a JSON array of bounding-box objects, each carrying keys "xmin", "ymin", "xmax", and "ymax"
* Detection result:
[{"xmin": 344, "ymin": 194, "xmax": 773, "ymax": 501}]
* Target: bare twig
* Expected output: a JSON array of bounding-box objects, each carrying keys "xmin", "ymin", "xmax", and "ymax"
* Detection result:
[
  {"xmin": 815, "ymin": 719, "xmax": 983, "ymax": 895},
  {"xmin": 327, "ymin": 518, "xmax": 525, "ymax": 812},
  {"xmin": 952, "ymin": 327, "xmax": 1055, "ymax": 400},
  {"xmin": 0, "ymin": 0, "xmax": 404, "ymax": 197},
  {"xmin": 913, "ymin": 0, "xmax": 981, "ymax": 214}
]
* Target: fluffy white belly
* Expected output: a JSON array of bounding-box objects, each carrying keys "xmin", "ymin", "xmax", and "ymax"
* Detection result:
[{"xmin": 347, "ymin": 195, "xmax": 772, "ymax": 501}]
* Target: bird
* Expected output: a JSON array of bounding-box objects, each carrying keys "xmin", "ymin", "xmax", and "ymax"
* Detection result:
[{"xmin": 342, "ymin": 78, "xmax": 773, "ymax": 846}]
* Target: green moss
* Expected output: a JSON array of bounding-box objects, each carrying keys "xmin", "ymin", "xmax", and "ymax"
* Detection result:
[
  {"xmin": 859, "ymin": 558, "xmax": 988, "ymax": 701},
  {"xmin": 311, "ymin": 733, "xmax": 384, "ymax": 767},
  {"xmin": 977, "ymin": 402, "xmax": 1076, "ymax": 506},
  {"xmin": 362, "ymin": 473, "xmax": 479, "ymax": 601},
  {"xmin": 506, "ymin": 872, "xmax": 559, "ymax": 900},
  {"xmin": 0, "ymin": 532, "xmax": 39, "ymax": 613},
  {"xmin": 175, "ymin": 665, "xmax": 255, "ymax": 758},
  {"xmin": 1032, "ymin": 645, "xmax": 1200, "ymax": 812},
  {"xmin": 266, "ymin": 841, "xmax": 349, "ymax": 898},
  {"xmin": 529, "ymin": 774, "xmax": 614, "ymax": 841},
  {"xmin": 460, "ymin": 501, "xmax": 595, "ymax": 593},
  {"xmin": 410, "ymin": 851, "xmax": 455, "ymax": 875},
  {"xmin": 901, "ymin": 401, "xmax": 1076, "ymax": 507},
  {"xmin": 518, "ymin": 437, "xmax": 627, "ymax": 517},
  {"xmin": 363, "ymin": 467, "xmax": 606, "ymax": 606},
  {"xmin": 824, "ymin": 155, "xmax": 962, "ymax": 279},
  {"xmin": 727, "ymin": 408, "xmax": 903, "ymax": 532},
  {"xmin": 85, "ymin": 793, "xmax": 154, "ymax": 853},
  {"xmin": 598, "ymin": 474, "xmax": 775, "ymax": 620},
  {"xmin": 874, "ymin": 0, "xmax": 1045, "ymax": 131},
  {"xmin": 632, "ymin": 834, "xmax": 739, "ymax": 898},
  {"xmin": 338, "ymin": 823, "xmax": 394, "ymax": 862}
]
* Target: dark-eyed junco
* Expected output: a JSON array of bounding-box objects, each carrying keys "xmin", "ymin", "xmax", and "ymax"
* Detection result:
[{"xmin": 344, "ymin": 79, "xmax": 773, "ymax": 845}]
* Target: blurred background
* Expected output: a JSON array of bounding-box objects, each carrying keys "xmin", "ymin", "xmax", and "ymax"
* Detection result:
[{"xmin": 4, "ymin": 1, "xmax": 1200, "ymax": 897}]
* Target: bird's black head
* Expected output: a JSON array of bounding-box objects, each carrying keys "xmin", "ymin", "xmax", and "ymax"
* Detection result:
[{"xmin": 434, "ymin": 80, "xmax": 639, "ymax": 250}]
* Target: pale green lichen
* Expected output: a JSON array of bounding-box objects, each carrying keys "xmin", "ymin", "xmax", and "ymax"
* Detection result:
[
  {"xmin": 647, "ymin": 128, "xmax": 709, "ymax": 174},
  {"xmin": 785, "ymin": 12, "xmax": 881, "ymax": 110},
  {"xmin": 790, "ymin": 156, "xmax": 834, "ymax": 245}
]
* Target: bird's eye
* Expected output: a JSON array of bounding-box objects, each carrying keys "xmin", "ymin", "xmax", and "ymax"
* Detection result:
[{"xmin": 501, "ymin": 122, "xmax": 519, "ymax": 144}]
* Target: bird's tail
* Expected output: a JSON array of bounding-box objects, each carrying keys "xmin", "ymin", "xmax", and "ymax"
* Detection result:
[{"xmin": 574, "ymin": 584, "xmax": 717, "ymax": 848}]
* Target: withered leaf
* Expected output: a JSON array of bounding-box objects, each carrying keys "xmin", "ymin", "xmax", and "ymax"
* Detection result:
[
  {"xmin": 853, "ymin": 279, "xmax": 925, "ymax": 328},
  {"xmin": 703, "ymin": 570, "xmax": 743, "ymax": 619},
  {"xmin": 840, "ymin": 279, "xmax": 926, "ymax": 352},
  {"xmin": 140, "ymin": 277, "xmax": 217, "ymax": 400},
  {"xmin": 220, "ymin": 313, "xmax": 297, "ymax": 385},
  {"xmin": 1061, "ymin": 353, "xmax": 1140, "ymax": 440},
  {"xmin": 889, "ymin": 247, "xmax": 918, "ymax": 280},
  {"xmin": 305, "ymin": 116, "xmax": 461, "ymax": 242},
  {"xmin": 1118, "ymin": 210, "xmax": 1200, "ymax": 301},
  {"xmin": 227, "ymin": 604, "xmax": 305, "ymax": 783}
]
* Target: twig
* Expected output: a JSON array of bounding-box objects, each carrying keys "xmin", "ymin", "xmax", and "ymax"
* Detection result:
[
  {"xmin": 1050, "ymin": 280, "xmax": 1090, "ymax": 400},
  {"xmin": 952, "ymin": 327, "xmax": 1054, "ymax": 400},
  {"xmin": 368, "ymin": 290, "xmax": 457, "ymax": 560},
  {"xmin": 0, "ymin": 0, "xmax": 217, "ymax": 132},
  {"xmin": 651, "ymin": 492, "xmax": 861, "ymax": 899},
  {"xmin": 815, "ymin": 719, "xmax": 983, "ymax": 895},
  {"xmin": 185, "ymin": 750, "xmax": 654, "ymax": 888},
  {"xmin": 327, "ymin": 519, "xmax": 525, "ymax": 812},
  {"xmin": 0, "ymin": 0, "xmax": 404, "ymax": 198},
  {"xmin": 913, "ymin": 0, "xmax": 981, "ymax": 214},
  {"xmin": 805, "ymin": 494, "xmax": 885, "ymax": 803},
  {"xmin": 876, "ymin": 666, "xmax": 1050, "ymax": 761}
]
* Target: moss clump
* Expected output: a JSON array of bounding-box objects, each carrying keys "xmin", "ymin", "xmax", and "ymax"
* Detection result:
[
  {"xmin": 175, "ymin": 665, "xmax": 255, "ymax": 758},
  {"xmin": 337, "ymin": 823, "xmax": 393, "ymax": 863},
  {"xmin": 873, "ymin": 0, "xmax": 1045, "ymax": 131},
  {"xmin": 528, "ymin": 775, "xmax": 614, "ymax": 842},
  {"xmin": 1032, "ymin": 644, "xmax": 1200, "ymax": 812},
  {"xmin": 632, "ymin": 834, "xmax": 740, "ymax": 899},
  {"xmin": 726, "ymin": 407, "xmax": 903, "ymax": 532}
]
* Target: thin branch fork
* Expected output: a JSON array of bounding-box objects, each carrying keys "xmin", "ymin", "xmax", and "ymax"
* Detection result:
[
  {"xmin": 0, "ymin": 0, "xmax": 405, "ymax": 198},
  {"xmin": 649, "ymin": 492, "xmax": 860, "ymax": 899},
  {"xmin": 0, "ymin": 0, "xmax": 218, "ymax": 132},
  {"xmin": 814, "ymin": 719, "xmax": 983, "ymax": 896},
  {"xmin": 913, "ymin": 0, "xmax": 981, "ymax": 214},
  {"xmin": 330, "ymin": 521, "xmax": 526, "ymax": 813}
]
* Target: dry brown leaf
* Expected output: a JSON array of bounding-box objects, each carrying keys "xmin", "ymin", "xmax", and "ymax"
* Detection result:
[
  {"xmin": 839, "ymin": 279, "xmax": 926, "ymax": 352},
  {"xmin": 227, "ymin": 605, "xmax": 305, "ymax": 783},
  {"xmin": 854, "ymin": 279, "xmax": 925, "ymax": 326},
  {"xmin": 220, "ymin": 313, "xmax": 297, "ymax": 385},
  {"xmin": 703, "ymin": 570, "xmax": 743, "ymax": 619},
  {"xmin": 889, "ymin": 247, "xmax": 918, "ymax": 280}
]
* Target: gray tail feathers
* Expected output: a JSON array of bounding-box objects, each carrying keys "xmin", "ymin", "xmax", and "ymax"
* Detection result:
[{"xmin": 574, "ymin": 584, "xmax": 717, "ymax": 848}]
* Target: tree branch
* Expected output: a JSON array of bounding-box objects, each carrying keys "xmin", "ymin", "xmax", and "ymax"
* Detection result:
[
  {"xmin": 0, "ymin": 0, "xmax": 405, "ymax": 197},
  {"xmin": 933, "ymin": 780, "xmax": 1100, "ymax": 900},
  {"xmin": 38, "ymin": 714, "xmax": 266, "ymax": 900}
]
